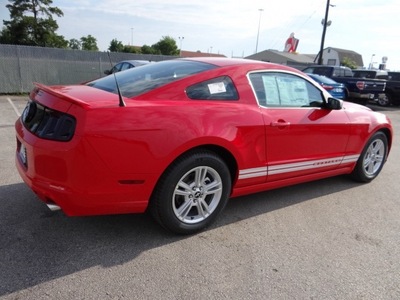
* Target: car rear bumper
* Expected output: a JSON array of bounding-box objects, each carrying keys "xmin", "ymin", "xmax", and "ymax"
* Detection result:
[{"xmin": 15, "ymin": 121, "xmax": 152, "ymax": 216}]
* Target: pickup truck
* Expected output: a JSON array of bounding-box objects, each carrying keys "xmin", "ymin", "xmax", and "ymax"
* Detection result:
[
  {"xmin": 351, "ymin": 69, "xmax": 400, "ymax": 106},
  {"xmin": 303, "ymin": 65, "xmax": 386, "ymax": 105},
  {"xmin": 352, "ymin": 69, "xmax": 389, "ymax": 106},
  {"xmin": 384, "ymin": 72, "xmax": 400, "ymax": 106}
]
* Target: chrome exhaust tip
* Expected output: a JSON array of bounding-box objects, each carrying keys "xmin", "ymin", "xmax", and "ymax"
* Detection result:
[{"xmin": 47, "ymin": 203, "xmax": 61, "ymax": 211}]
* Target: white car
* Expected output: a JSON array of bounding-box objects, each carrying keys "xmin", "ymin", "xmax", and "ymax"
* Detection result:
[{"xmin": 104, "ymin": 60, "xmax": 151, "ymax": 75}]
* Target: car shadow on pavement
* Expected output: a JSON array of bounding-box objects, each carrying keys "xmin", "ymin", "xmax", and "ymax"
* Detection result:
[
  {"xmin": 220, "ymin": 175, "xmax": 360, "ymax": 225},
  {"xmin": 0, "ymin": 176, "xmax": 361, "ymax": 296},
  {"xmin": 367, "ymin": 103, "xmax": 400, "ymax": 112}
]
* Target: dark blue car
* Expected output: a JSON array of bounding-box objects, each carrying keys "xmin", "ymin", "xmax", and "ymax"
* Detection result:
[{"xmin": 306, "ymin": 73, "xmax": 347, "ymax": 99}]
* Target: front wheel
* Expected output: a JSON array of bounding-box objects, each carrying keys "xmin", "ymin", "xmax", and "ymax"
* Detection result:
[
  {"xmin": 150, "ymin": 151, "xmax": 231, "ymax": 234},
  {"xmin": 351, "ymin": 132, "xmax": 388, "ymax": 182}
]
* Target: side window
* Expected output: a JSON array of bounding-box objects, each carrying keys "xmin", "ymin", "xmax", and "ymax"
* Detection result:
[
  {"xmin": 314, "ymin": 68, "xmax": 330, "ymax": 77},
  {"xmin": 344, "ymin": 69, "xmax": 353, "ymax": 77},
  {"xmin": 303, "ymin": 67, "xmax": 314, "ymax": 73},
  {"xmin": 111, "ymin": 63, "xmax": 122, "ymax": 73},
  {"xmin": 333, "ymin": 68, "xmax": 344, "ymax": 77},
  {"xmin": 186, "ymin": 76, "xmax": 239, "ymax": 100},
  {"xmin": 120, "ymin": 63, "xmax": 132, "ymax": 71},
  {"xmin": 249, "ymin": 72, "xmax": 324, "ymax": 108}
]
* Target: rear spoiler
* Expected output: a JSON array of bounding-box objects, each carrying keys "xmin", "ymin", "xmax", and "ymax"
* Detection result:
[{"xmin": 33, "ymin": 82, "xmax": 91, "ymax": 109}]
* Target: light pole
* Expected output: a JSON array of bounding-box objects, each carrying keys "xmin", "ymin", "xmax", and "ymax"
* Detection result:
[
  {"xmin": 131, "ymin": 27, "xmax": 134, "ymax": 46},
  {"xmin": 317, "ymin": 0, "xmax": 332, "ymax": 65},
  {"xmin": 369, "ymin": 54, "xmax": 375, "ymax": 69},
  {"xmin": 178, "ymin": 36, "xmax": 184, "ymax": 56},
  {"xmin": 255, "ymin": 8, "xmax": 264, "ymax": 54}
]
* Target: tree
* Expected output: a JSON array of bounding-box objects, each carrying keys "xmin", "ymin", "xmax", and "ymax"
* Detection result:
[
  {"xmin": 151, "ymin": 36, "xmax": 179, "ymax": 55},
  {"xmin": 0, "ymin": 0, "xmax": 67, "ymax": 47},
  {"xmin": 140, "ymin": 44, "xmax": 156, "ymax": 54},
  {"xmin": 68, "ymin": 38, "xmax": 81, "ymax": 50},
  {"xmin": 108, "ymin": 38, "xmax": 124, "ymax": 52},
  {"xmin": 122, "ymin": 45, "xmax": 138, "ymax": 53},
  {"xmin": 80, "ymin": 35, "xmax": 98, "ymax": 51},
  {"xmin": 44, "ymin": 32, "xmax": 68, "ymax": 48},
  {"xmin": 341, "ymin": 57, "xmax": 358, "ymax": 69}
]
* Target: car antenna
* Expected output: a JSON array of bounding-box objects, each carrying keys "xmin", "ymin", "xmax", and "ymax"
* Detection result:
[{"xmin": 107, "ymin": 51, "xmax": 126, "ymax": 107}]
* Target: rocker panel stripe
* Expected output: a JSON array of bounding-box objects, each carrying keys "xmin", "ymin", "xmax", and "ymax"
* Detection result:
[{"xmin": 238, "ymin": 154, "xmax": 360, "ymax": 180}]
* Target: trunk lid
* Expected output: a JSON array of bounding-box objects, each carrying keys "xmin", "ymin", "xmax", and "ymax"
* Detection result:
[{"xmin": 33, "ymin": 83, "xmax": 124, "ymax": 110}]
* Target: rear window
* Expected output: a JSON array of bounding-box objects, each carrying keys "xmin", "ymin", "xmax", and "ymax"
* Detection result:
[
  {"xmin": 353, "ymin": 71, "xmax": 375, "ymax": 78},
  {"xmin": 87, "ymin": 60, "xmax": 217, "ymax": 98},
  {"xmin": 353, "ymin": 70, "xmax": 388, "ymax": 80}
]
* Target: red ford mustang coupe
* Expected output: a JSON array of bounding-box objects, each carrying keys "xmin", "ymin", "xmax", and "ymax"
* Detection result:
[{"xmin": 15, "ymin": 58, "xmax": 393, "ymax": 234}]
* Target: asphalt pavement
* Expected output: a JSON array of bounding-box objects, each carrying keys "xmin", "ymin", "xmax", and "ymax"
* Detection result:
[{"xmin": 1, "ymin": 95, "xmax": 399, "ymax": 299}]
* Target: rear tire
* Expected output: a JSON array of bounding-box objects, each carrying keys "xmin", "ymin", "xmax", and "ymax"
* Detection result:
[
  {"xmin": 351, "ymin": 132, "xmax": 388, "ymax": 182},
  {"xmin": 378, "ymin": 94, "xmax": 390, "ymax": 107},
  {"xmin": 150, "ymin": 150, "xmax": 231, "ymax": 234}
]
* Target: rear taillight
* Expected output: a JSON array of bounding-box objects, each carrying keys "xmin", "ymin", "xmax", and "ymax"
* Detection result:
[
  {"xmin": 321, "ymin": 84, "xmax": 334, "ymax": 91},
  {"xmin": 356, "ymin": 81, "xmax": 365, "ymax": 90},
  {"xmin": 21, "ymin": 100, "xmax": 76, "ymax": 142}
]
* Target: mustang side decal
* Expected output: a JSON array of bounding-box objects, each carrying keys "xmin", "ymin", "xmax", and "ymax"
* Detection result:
[{"xmin": 238, "ymin": 154, "xmax": 360, "ymax": 180}]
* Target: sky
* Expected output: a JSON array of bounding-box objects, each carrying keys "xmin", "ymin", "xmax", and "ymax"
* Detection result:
[{"xmin": 1, "ymin": 0, "xmax": 400, "ymax": 70}]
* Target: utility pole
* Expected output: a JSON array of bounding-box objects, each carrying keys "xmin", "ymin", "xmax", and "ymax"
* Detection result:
[
  {"xmin": 318, "ymin": 0, "xmax": 331, "ymax": 65},
  {"xmin": 255, "ymin": 9, "xmax": 263, "ymax": 54},
  {"xmin": 178, "ymin": 37, "xmax": 184, "ymax": 56}
]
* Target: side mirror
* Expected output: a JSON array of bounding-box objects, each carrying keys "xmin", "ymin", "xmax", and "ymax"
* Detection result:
[
  {"xmin": 104, "ymin": 70, "xmax": 111, "ymax": 75},
  {"xmin": 326, "ymin": 97, "xmax": 343, "ymax": 110}
]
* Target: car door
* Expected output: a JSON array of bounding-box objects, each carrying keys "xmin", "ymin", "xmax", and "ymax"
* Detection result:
[{"xmin": 249, "ymin": 71, "xmax": 351, "ymax": 182}]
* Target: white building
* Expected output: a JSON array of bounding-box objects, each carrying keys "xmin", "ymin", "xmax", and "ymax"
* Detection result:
[{"xmin": 316, "ymin": 47, "xmax": 364, "ymax": 68}]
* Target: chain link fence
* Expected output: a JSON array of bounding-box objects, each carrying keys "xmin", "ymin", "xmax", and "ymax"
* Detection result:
[{"xmin": 0, "ymin": 44, "xmax": 177, "ymax": 94}]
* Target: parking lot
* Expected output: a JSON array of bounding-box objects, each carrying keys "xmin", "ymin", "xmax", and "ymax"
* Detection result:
[{"xmin": 1, "ymin": 95, "xmax": 399, "ymax": 299}]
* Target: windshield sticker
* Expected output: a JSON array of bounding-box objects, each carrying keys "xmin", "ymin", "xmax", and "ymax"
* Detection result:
[{"xmin": 208, "ymin": 82, "xmax": 226, "ymax": 94}]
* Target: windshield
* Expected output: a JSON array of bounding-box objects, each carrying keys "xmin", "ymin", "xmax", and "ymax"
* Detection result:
[{"xmin": 87, "ymin": 60, "xmax": 217, "ymax": 98}]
